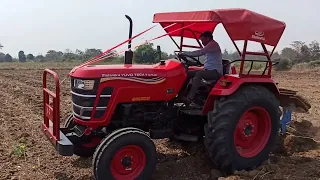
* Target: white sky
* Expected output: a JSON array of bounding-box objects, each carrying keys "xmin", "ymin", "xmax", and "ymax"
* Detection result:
[{"xmin": 0, "ymin": 0, "xmax": 319, "ymax": 57}]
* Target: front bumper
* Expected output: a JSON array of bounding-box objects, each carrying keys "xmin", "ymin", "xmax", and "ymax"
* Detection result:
[{"xmin": 42, "ymin": 123, "xmax": 74, "ymax": 156}]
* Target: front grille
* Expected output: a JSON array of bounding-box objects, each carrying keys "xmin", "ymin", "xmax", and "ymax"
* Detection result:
[{"xmin": 70, "ymin": 77, "xmax": 113, "ymax": 120}]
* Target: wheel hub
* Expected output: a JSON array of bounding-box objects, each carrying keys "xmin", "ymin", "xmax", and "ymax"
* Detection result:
[
  {"xmin": 121, "ymin": 156, "xmax": 133, "ymax": 167},
  {"xmin": 234, "ymin": 107, "xmax": 272, "ymax": 158},
  {"xmin": 244, "ymin": 124, "xmax": 253, "ymax": 136},
  {"xmin": 111, "ymin": 145, "xmax": 146, "ymax": 179}
]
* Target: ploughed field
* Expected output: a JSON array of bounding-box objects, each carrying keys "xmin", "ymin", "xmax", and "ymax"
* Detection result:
[{"xmin": 0, "ymin": 63, "xmax": 319, "ymax": 180}]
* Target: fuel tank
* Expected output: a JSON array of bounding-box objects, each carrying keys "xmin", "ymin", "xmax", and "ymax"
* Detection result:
[{"xmin": 71, "ymin": 59, "xmax": 187, "ymax": 102}]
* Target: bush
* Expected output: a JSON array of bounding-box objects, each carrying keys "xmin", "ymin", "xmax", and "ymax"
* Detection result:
[
  {"xmin": 307, "ymin": 60, "xmax": 320, "ymax": 68},
  {"xmin": 274, "ymin": 58, "xmax": 292, "ymax": 71}
]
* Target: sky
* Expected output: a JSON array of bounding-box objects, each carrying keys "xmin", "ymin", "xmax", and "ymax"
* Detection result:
[{"xmin": 0, "ymin": 0, "xmax": 319, "ymax": 58}]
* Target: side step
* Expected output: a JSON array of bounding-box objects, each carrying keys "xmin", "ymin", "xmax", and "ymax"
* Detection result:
[
  {"xmin": 173, "ymin": 133, "xmax": 198, "ymax": 142},
  {"xmin": 179, "ymin": 107, "xmax": 205, "ymax": 116}
]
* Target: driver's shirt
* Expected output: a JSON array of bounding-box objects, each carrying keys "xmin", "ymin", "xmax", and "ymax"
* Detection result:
[{"xmin": 181, "ymin": 40, "xmax": 223, "ymax": 74}]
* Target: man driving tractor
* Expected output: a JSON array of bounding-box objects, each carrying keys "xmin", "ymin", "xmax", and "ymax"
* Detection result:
[{"xmin": 179, "ymin": 31, "xmax": 223, "ymax": 106}]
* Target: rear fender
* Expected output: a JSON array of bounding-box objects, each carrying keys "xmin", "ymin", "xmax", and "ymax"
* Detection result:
[{"xmin": 202, "ymin": 75, "xmax": 279, "ymax": 114}]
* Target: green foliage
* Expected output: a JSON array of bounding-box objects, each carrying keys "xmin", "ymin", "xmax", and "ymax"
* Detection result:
[
  {"xmin": 35, "ymin": 55, "xmax": 45, "ymax": 62},
  {"xmin": 12, "ymin": 144, "xmax": 26, "ymax": 157},
  {"xmin": 274, "ymin": 58, "xmax": 293, "ymax": 71},
  {"xmin": 83, "ymin": 48, "xmax": 103, "ymax": 60},
  {"xmin": 18, "ymin": 50, "xmax": 26, "ymax": 62},
  {"xmin": 5, "ymin": 54, "xmax": 13, "ymax": 62},
  {"xmin": 45, "ymin": 50, "xmax": 63, "ymax": 61},
  {"xmin": 307, "ymin": 60, "xmax": 320, "ymax": 68},
  {"xmin": 27, "ymin": 54, "xmax": 35, "ymax": 60},
  {"xmin": 133, "ymin": 43, "xmax": 164, "ymax": 64},
  {"xmin": 0, "ymin": 39, "xmax": 319, "ymax": 68},
  {"xmin": 134, "ymin": 43, "xmax": 156, "ymax": 64},
  {"xmin": 281, "ymin": 47, "xmax": 297, "ymax": 60},
  {"xmin": 0, "ymin": 52, "xmax": 5, "ymax": 62}
]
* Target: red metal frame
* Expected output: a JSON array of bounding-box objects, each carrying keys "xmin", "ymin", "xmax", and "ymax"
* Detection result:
[
  {"xmin": 42, "ymin": 69, "xmax": 60, "ymax": 145},
  {"xmin": 167, "ymin": 23, "xmax": 279, "ymax": 78}
]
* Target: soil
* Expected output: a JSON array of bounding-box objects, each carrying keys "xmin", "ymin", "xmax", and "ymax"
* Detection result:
[{"xmin": 0, "ymin": 67, "xmax": 319, "ymax": 180}]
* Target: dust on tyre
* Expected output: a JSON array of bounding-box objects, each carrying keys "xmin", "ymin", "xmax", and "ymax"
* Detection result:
[
  {"xmin": 94, "ymin": 129, "xmax": 156, "ymax": 180},
  {"xmin": 64, "ymin": 114, "xmax": 101, "ymax": 158},
  {"xmin": 204, "ymin": 85, "xmax": 281, "ymax": 173}
]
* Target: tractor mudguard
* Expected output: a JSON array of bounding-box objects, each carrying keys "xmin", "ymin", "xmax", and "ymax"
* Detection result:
[{"xmin": 202, "ymin": 75, "xmax": 280, "ymax": 114}]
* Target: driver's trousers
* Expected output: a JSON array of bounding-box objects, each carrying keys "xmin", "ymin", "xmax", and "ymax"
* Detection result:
[{"xmin": 187, "ymin": 69, "xmax": 221, "ymax": 100}]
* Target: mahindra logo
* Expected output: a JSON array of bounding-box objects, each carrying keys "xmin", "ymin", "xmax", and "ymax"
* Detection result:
[{"xmin": 254, "ymin": 31, "xmax": 264, "ymax": 37}]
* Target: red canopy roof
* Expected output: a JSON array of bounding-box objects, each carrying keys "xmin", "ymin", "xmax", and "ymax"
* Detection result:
[{"xmin": 153, "ymin": 8, "xmax": 286, "ymax": 46}]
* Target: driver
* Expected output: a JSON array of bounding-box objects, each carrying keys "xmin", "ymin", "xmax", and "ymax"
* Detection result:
[{"xmin": 178, "ymin": 31, "xmax": 223, "ymax": 106}]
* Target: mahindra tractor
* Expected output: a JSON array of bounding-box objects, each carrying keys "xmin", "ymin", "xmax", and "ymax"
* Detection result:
[{"xmin": 42, "ymin": 9, "xmax": 311, "ymax": 180}]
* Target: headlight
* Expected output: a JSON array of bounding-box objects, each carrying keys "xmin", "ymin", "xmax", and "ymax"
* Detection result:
[{"xmin": 73, "ymin": 79, "xmax": 94, "ymax": 90}]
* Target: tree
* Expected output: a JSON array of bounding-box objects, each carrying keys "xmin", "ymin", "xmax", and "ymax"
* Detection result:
[
  {"xmin": 84, "ymin": 48, "xmax": 103, "ymax": 60},
  {"xmin": 62, "ymin": 49, "xmax": 76, "ymax": 61},
  {"xmin": 281, "ymin": 47, "xmax": 297, "ymax": 61},
  {"xmin": 271, "ymin": 51, "xmax": 281, "ymax": 60},
  {"xmin": 45, "ymin": 50, "xmax": 63, "ymax": 61},
  {"xmin": 299, "ymin": 45, "xmax": 311, "ymax": 62},
  {"xmin": 27, "ymin": 54, "xmax": 35, "ymax": 61},
  {"xmin": 274, "ymin": 58, "xmax": 292, "ymax": 71},
  {"xmin": 222, "ymin": 49, "xmax": 230, "ymax": 59},
  {"xmin": 133, "ymin": 43, "xmax": 159, "ymax": 64},
  {"xmin": 168, "ymin": 54, "xmax": 175, "ymax": 59},
  {"xmin": 0, "ymin": 52, "xmax": 5, "ymax": 62},
  {"xmin": 0, "ymin": 43, "xmax": 3, "ymax": 49},
  {"xmin": 291, "ymin": 41, "xmax": 305, "ymax": 53},
  {"xmin": 35, "ymin": 54, "xmax": 45, "ymax": 62},
  {"xmin": 75, "ymin": 49, "xmax": 84, "ymax": 61},
  {"xmin": 18, "ymin": 51, "xmax": 26, "ymax": 62},
  {"xmin": 309, "ymin": 40, "xmax": 320, "ymax": 60},
  {"xmin": 5, "ymin": 54, "xmax": 13, "ymax": 62}
]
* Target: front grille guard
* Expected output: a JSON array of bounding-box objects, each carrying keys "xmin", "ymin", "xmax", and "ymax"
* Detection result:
[{"xmin": 71, "ymin": 91, "xmax": 110, "ymax": 120}]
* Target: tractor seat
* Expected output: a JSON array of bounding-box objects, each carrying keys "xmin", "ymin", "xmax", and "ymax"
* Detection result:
[
  {"xmin": 199, "ymin": 59, "xmax": 231, "ymax": 87},
  {"xmin": 222, "ymin": 59, "xmax": 231, "ymax": 75}
]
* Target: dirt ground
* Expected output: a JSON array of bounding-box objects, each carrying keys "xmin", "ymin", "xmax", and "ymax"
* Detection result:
[{"xmin": 0, "ymin": 65, "xmax": 319, "ymax": 180}]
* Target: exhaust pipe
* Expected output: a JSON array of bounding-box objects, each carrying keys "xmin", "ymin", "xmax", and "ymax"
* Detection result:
[{"xmin": 124, "ymin": 15, "xmax": 133, "ymax": 65}]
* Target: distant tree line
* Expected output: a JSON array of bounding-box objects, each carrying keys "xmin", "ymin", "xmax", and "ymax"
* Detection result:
[
  {"xmin": 0, "ymin": 41, "xmax": 320, "ymax": 70},
  {"xmin": 221, "ymin": 40, "xmax": 320, "ymax": 70}
]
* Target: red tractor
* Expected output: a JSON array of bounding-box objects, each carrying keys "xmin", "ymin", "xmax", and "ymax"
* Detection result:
[{"xmin": 42, "ymin": 9, "xmax": 311, "ymax": 180}]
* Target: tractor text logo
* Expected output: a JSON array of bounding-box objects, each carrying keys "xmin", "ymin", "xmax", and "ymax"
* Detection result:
[
  {"xmin": 251, "ymin": 31, "xmax": 265, "ymax": 41},
  {"xmin": 102, "ymin": 73, "xmax": 158, "ymax": 77}
]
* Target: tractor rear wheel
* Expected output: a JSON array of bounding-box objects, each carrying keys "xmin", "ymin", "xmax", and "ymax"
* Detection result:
[
  {"xmin": 64, "ymin": 114, "xmax": 101, "ymax": 158},
  {"xmin": 93, "ymin": 129, "xmax": 156, "ymax": 180},
  {"xmin": 204, "ymin": 85, "xmax": 281, "ymax": 173}
]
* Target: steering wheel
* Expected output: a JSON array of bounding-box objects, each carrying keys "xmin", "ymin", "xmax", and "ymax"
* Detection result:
[{"xmin": 174, "ymin": 51, "xmax": 203, "ymax": 67}]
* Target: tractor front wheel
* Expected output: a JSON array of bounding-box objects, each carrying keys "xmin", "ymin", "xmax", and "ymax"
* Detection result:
[
  {"xmin": 204, "ymin": 85, "xmax": 281, "ymax": 173},
  {"xmin": 93, "ymin": 128, "xmax": 156, "ymax": 180}
]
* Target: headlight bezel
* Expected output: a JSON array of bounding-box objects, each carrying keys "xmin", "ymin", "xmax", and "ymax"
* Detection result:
[{"xmin": 73, "ymin": 78, "xmax": 95, "ymax": 90}]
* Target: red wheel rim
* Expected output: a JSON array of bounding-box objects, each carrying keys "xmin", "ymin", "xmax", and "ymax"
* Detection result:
[
  {"xmin": 110, "ymin": 145, "xmax": 146, "ymax": 179},
  {"xmin": 234, "ymin": 107, "xmax": 271, "ymax": 158}
]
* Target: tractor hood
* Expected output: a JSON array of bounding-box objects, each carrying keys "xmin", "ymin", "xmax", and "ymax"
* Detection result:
[{"xmin": 70, "ymin": 59, "xmax": 185, "ymax": 79}]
